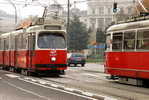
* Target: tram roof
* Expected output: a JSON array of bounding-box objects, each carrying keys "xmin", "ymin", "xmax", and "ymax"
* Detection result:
[{"xmin": 107, "ymin": 19, "xmax": 149, "ymax": 33}]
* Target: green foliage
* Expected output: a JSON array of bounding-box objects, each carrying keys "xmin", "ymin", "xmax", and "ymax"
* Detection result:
[
  {"xmin": 96, "ymin": 28, "xmax": 106, "ymax": 43},
  {"xmin": 68, "ymin": 16, "xmax": 89, "ymax": 50}
]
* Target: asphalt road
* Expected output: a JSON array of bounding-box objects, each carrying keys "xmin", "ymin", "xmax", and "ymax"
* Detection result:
[
  {"xmin": 1, "ymin": 63, "xmax": 149, "ymax": 100},
  {"xmin": 0, "ymin": 70, "xmax": 96, "ymax": 100}
]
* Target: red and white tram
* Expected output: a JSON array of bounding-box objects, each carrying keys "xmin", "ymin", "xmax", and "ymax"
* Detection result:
[
  {"xmin": 0, "ymin": 18, "xmax": 67, "ymax": 75},
  {"xmin": 105, "ymin": 17, "xmax": 149, "ymax": 85}
]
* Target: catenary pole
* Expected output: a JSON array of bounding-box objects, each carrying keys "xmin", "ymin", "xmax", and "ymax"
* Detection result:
[
  {"xmin": 7, "ymin": 0, "xmax": 17, "ymax": 25},
  {"xmin": 67, "ymin": 0, "xmax": 70, "ymax": 47}
]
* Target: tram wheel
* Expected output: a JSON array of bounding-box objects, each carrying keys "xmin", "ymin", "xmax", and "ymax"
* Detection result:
[
  {"xmin": 25, "ymin": 70, "xmax": 31, "ymax": 76},
  {"xmin": 21, "ymin": 69, "xmax": 30, "ymax": 76},
  {"xmin": 60, "ymin": 70, "xmax": 65, "ymax": 75}
]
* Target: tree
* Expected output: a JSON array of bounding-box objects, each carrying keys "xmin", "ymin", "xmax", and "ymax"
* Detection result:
[
  {"xmin": 96, "ymin": 28, "xmax": 105, "ymax": 43},
  {"xmin": 68, "ymin": 16, "xmax": 89, "ymax": 50}
]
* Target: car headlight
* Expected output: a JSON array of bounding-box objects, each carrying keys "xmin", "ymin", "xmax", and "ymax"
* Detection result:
[{"xmin": 51, "ymin": 57, "xmax": 56, "ymax": 62}]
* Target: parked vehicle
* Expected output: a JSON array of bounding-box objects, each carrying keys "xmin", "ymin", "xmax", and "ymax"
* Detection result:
[{"xmin": 67, "ymin": 53, "xmax": 86, "ymax": 67}]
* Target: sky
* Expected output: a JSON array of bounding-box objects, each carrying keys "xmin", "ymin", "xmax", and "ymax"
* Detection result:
[{"xmin": 0, "ymin": 0, "xmax": 87, "ymax": 19}]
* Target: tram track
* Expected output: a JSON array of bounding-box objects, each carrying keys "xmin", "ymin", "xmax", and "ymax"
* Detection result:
[
  {"xmin": 41, "ymin": 76, "xmax": 132, "ymax": 100},
  {"xmin": 1, "ymin": 67, "xmax": 149, "ymax": 100},
  {"xmin": 40, "ymin": 72, "xmax": 149, "ymax": 100}
]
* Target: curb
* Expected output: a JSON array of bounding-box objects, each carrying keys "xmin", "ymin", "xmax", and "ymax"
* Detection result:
[{"xmin": 23, "ymin": 77, "xmax": 117, "ymax": 100}]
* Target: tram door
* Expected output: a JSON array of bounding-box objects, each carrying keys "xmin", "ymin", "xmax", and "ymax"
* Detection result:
[
  {"xmin": 3, "ymin": 38, "xmax": 10, "ymax": 67},
  {"xmin": 15, "ymin": 36, "xmax": 19, "ymax": 68},
  {"xmin": 3, "ymin": 39, "xmax": 6, "ymax": 66},
  {"xmin": 1, "ymin": 39, "xmax": 4, "ymax": 66},
  {"xmin": 28, "ymin": 33, "xmax": 35, "ymax": 70}
]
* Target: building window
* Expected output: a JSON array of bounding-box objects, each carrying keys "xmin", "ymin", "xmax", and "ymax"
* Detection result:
[
  {"xmin": 92, "ymin": 8, "xmax": 95, "ymax": 15},
  {"xmin": 98, "ymin": 18, "xmax": 104, "ymax": 29},
  {"xmin": 107, "ymin": 7, "xmax": 112, "ymax": 14},
  {"xmin": 99, "ymin": 7, "xmax": 104, "ymax": 15},
  {"xmin": 127, "ymin": 7, "xmax": 132, "ymax": 15},
  {"xmin": 90, "ymin": 18, "xmax": 96, "ymax": 29},
  {"xmin": 105, "ymin": 18, "xmax": 112, "ymax": 27},
  {"xmin": 119, "ymin": 7, "xmax": 124, "ymax": 14}
]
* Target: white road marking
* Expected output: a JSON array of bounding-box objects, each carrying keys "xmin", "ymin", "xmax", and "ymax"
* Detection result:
[
  {"xmin": 82, "ymin": 92, "xmax": 94, "ymax": 97},
  {"xmin": 18, "ymin": 78, "xmax": 98, "ymax": 100},
  {"xmin": 83, "ymin": 73, "xmax": 99, "ymax": 78},
  {"xmin": 105, "ymin": 97, "xmax": 117, "ymax": 100},
  {"xmin": 0, "ymin": 77, "xmax": 2, "ymax": 80},
  {"xmin": 38, "ymin": 80, "xmax": 47, "ymax": 85},
  {"xmin": 82, "ymin": 73, "xmax": 108, "ymax": 81},
  {"xmin": 64, "ymin": 88, "xmax": 75, "ymax": 92},
  {"xmin": 30, "ymin": 78, "xmax": 38, "ymax": 82},
  {"xmin": 4, "ymin": 80, "xmax": 51, "ymax": 100},
  {"xmin": 50, "ymin": 84, "xmax": 58, "ymax": 88},
  {"xmin": 5, "ymin": 74, "xmax": 20, "ymax": 78},
  {"xmin": 24, "ymin": 77, "xmax": 31, "ymax": 80}
]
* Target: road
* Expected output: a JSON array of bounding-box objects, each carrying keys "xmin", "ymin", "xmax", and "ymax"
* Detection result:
[
  {"xmin": 0, "ymin": 63, "xmax": 149, "ymax": 100},
  {"xmin": 0, "ymin": 69, "xmax": 97, "ymax": 100}
]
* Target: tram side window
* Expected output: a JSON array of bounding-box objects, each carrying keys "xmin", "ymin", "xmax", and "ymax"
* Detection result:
[
  {"xmin": 5, "ymin": 39, "xmax": 9, "ymax": 50},
  {"xmin": 0, "ymin": 39, "xmax": 1, "ymax": 50},
  {"xmin": 124, "ymin": 31, "xmax": 135, "ymax": 50},
  {"xmin": 137, "ymin": 30, "xmax": 149, "ymax": 50},
  {"xmin": 112, "ymin": 33, "xmax": 123, "ymax": 50},
  {"xmin": 0, "ymin": 39, "xmax": 3, "ymax": 50},
  {"xmin": 22, "ymin": 34, "xmax": 27, "ymax": 49},
  {"xmin": 106, "ymin": 34, "xmax": 111, "ymax": 50},
  {"xmin": 10, "ymin": 36, "xmax": 15, "ymax": 50},
  {"xmin": 18, "ymin": 34, "xmax": 23, "ymax": 49}
]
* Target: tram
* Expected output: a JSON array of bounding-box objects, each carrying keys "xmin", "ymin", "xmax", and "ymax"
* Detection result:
[
  {"xmin": 0, "ymin": 18, "xmax": 67, "ymax": 76},
  {"xmin": 105, "ymin": 16, "xmax": 149, "ymax": 85}
]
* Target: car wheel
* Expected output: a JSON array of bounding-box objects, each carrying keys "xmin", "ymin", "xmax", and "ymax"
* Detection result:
[
  {"xmin": 74, "ymin": 64, "xmax": 77, "ymax": 67},
  {"xmin": 60, "ymin": 70, "xmax": 65, "ymax": 75},
  {"xmin": 81, "ymin": 64, "xmax": 85, "ymax": 67}
]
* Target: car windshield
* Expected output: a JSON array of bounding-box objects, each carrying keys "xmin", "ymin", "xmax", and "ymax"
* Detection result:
[
  {"xmin": 72, "ymin": 54, "xmax": 84, "ymax": 57},
  {"xmin": 38, "ymin": 32, "xmax": 66, "ymax": 49}
]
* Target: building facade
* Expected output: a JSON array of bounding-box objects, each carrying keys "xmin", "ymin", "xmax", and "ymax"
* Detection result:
[
  {"xmin": 0, "ymin": 16, "xmax": 15, "ymax": 33},
  {"xmin": 87, "ymin": 0, "xmax": 135, "ymax": 44}
]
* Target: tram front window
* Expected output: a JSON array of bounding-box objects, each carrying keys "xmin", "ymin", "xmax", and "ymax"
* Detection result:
[{"xmin": 38, "ymin": 32, "xmax": 66, "ymax": 49}]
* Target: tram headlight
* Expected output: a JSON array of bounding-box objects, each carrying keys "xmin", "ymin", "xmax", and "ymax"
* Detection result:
[{"xmin": 51, "ymin": 57, "xmax": 56, "ymax": 62}]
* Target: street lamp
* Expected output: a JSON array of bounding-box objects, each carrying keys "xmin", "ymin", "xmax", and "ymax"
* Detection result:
[
  {"xmin": 67, "ymin": 0, "xmax": 70, "ymax": 33},
  {"xmin": 7, "ymin": 0, "xmax": 17, "ymax": 25},
  {"xmin": 67, "ymin": 0, "xmax": 70, "ymax": 47}
]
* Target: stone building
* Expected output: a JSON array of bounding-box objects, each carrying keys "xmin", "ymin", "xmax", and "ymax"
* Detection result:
[
  {"xmin": 0, "ymin": 16, "xmax": 15, "ymax": 33},
  {"xmin": 87, "ymin": 0, "xmax": 135, "ymax": 44}
]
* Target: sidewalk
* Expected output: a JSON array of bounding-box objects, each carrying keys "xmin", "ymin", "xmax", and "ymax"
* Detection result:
[{"xmin": 83, "ymin": 63, "xmax": 104, "ymax": 73}]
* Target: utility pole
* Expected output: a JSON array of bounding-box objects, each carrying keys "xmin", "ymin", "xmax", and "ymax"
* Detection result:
[
  {"xmin": 67, "ymin": 0, "xmax": 70, "ymax": 33},
  {"xmin": 67, "ymin": 0, "xmax": 70, "ymax": 47},
  {"xmin": 7, "ymin": 0, "xmax": 17, "ymax": 25},
  {"xmin": 42, "ymin": 6, "xmax": 48, "ymax": 18},
  {"xmin": 112, "ymin": 0, "xmax": 117, "ymax": 23}
]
